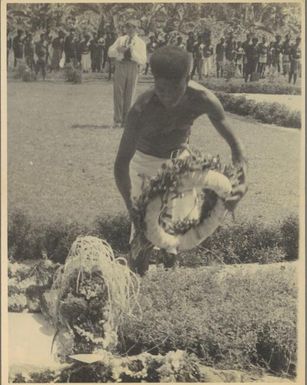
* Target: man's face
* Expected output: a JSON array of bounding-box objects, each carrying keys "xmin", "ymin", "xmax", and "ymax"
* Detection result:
[
  {"xmin": 126, "ymin": 24, "xmax": 136, "ymax": 36},
  {"xmin": 154, "ymin": 76, "xmax": 188, "ymax": 109}
]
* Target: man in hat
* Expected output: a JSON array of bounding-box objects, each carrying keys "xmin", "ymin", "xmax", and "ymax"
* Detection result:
[{"xmin": 108, "ymin": 19, "xmax": 146, "ymax": 128}]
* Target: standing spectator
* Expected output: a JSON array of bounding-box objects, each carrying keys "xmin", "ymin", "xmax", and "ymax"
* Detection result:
[
  {"xmin": 267, "ymin": 41, "xmax": 274, "ymax": 70},
  {"xmin": 215, "ymin": 37, "xmax": 225, "ymax": 78},
  {"xmin": 244, "ymin": 37, "xmax": 259, "ymax": 82},
  {"xmin": 190, "ymin": 35, "xmax": 203, "ymax": 80},
  {"xmin": 7, "ymin": 30, "xmax": 12, "ymax": 68},
  {"xmin": 242, "ymin": 33, "xmax": 252, "ymax": 77},
  {"xmin": 272, "ymin": 35, "xmax": 282, "ymax": 73},
  {"xmin": 50, "ymin": 31, "xmax": 65, "ymax": 72},
  {"xmin": 103, "ymin": 31, "xmax": 116, "ymax": 79},
  {"xmin": 90, "ymin": 33, "xmax": 104, "ymax": 72},
  {"xmin": 80, "ymin": 33, "xmax": 92, "ymax": 72},
  {"xmin": 24, "ymin": 33, "xmax": 35, "ymax": 70},
  {"xmin": 13, "ymin": 29, "xmax": 24, "ymax": 67},
  {"xmin": 235, "ymin": 41, "xmax": 244, "ymax": 75},
  {"xmin": 289, "ymin": 37, "xmax": 301, "ymax": 84},
  {"xmin": 64, "ymin": 28, "xmax": 78, "ymax": 65},
  {"xmin": 186, "ymin": 32, "xmax": 195, "ymax": 72},
  {"xmin": 282, "ymin": 34, "xmax": 291, "ymax": 76},
  {"xmin": 75, "ymin": 33, "xmax": 82, "ymax": 67},
  {"xmin": 202, "ymin": 38, "xmax": 213, "ymax": 78},
  {"xmin": 145, "ymin": 35, "xmax": 157, "ymax": 75},
  {"xmin": 225, "ymin": 33, "xmax": 235, "ymax": 63},
  {"xmin": 35, "ymin": 34, "xmax": 47, "ymax": 80},
  {"xmin": 257, "ymin": 36, "xmax": 268, "ymax": 78},
  {"xmin": 108, "ymin": 19, "xmax": 146, "ymax": 128}
]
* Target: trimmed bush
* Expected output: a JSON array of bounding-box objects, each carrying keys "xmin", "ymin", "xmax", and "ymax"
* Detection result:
[
  {"xmin": 202, "ymin": 78, "xmax": 301, "ymax": 95},
  {"xmin": 8, "ymin": 211, "xmax": 299, "ymax": 265},
  {"xmin": 120, "ymin": 263, "xmax": 297, "ymax": 376},
  {"xmin": 215, "ymin": 91, "xmax": 301, "ymax": 128}
]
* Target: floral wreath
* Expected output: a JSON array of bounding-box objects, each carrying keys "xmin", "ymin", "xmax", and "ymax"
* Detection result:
[{"xmin": 131, "ymin": 149, "xmax": 242, "ymax": 252}]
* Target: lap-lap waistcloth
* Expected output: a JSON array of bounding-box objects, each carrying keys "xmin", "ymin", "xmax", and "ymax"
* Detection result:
[
  {"xmin": 129, "ymin": 149, "xmax": 199, "ymax": 249},
  {"xmin": 113, "ymin": 60, "xmax": 139, "ymax": 124}
]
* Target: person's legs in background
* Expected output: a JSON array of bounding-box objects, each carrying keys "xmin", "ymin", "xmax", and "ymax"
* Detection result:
[
  {"xmin": 122, "ymin": 61, "xmax": 138, "ymax": 126},
  {"xmin": 113, "ymin": 61, "xmax": 126, "ymax": 127}
]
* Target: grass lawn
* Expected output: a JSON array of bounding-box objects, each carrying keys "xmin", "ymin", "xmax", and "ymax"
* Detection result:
[{"xmin": 7, "ymin": 79, "xmax": 301, "ymax": 227}]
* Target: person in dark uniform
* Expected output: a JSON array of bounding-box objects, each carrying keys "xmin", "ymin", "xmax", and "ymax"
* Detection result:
[
  {"xmin": 186, "ymin": 31, "xmax": 195, "ymax": 73},
  {"xmin": 103, "ymin": 31, "xmax": 117, "ymax": 79},
  {"xmin": 244, "ymin": 37, "xmax": 259, "ymax": 82},
  {"xmin": 272, "ymin": 35, "xmax": 282, "ymax": 73},
  {"xmin": 35, "ymin": 33, "xmax": 48, "ymax": 80},
  {"xmin": 216, "ymin": 37, "xmax": 225, "ymax": 78},
  {"xmin": 144, "ymin": 35, "xmax": 157, "ymax": 75},
  {"xmin": 190, "ymin": 35, "xmax": 203, "ymax": 80},
  {"xmin": 242, "ymin": 33, "xmax": 252, "ymax": 78},
  {"xmin": 64, "ymin": 28, "xmax": 78, "ymax": 66},
  {"xmin": 24, "ymin": 33, "xmax": 35, "ymax": 70},
  {"xmin": 289, "ymin": 37, "xmax": 301, "ymax": 84},
  {"xmin": 51, "ymin": 30, "xmax": 65, "ymax": 72},
  {"xmin": 282, "ymin": 34, "xmax": 291, "ymax": 76},
  {"xmin": 225, "ymin": 33, "xmax": 235, "ymax": 63},
  {"xmin": 13, "ymin": 29, "xmax": 25, "ymax": 67},
  {"xmin": 257, "ymin": 36, "xmax": 268, "ymax": 78},
  {"xmin": 114, "ymin": 46, "xmax": 247, "ymax": 275}
]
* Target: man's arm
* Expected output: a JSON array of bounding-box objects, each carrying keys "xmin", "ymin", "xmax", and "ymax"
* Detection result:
[
  {"xmin": 108, "ymin": 37, "xmax": 121, "ymax": 59},
  {"xmin": 130, "ymin": 38, "xmax": 147, "ymax": 65},
  {"xmin": 114, "ymin": 107, "xmax": 140, "ymax": 213},
  {"xmin": 202, "ymin": 88, "xmax": 248, "ymax": 208}
]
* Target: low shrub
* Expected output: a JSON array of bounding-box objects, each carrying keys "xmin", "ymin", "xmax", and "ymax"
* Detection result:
[
  {"xmin": 121, "ymin": 263, "xmax": 297, "ymax": 376},
  {"xmin": 280, "ymin": 215, "xmax": 299, "ymax": 261},
  {"xmin": 202, "ymin": 78, "xmax": 301, "ymax": 95},
  {"xmin": 93, "ymin": 214, "xmax": 130, "ymax": 254},
  {"xmin": 8, "ymin": 211, "xmax": 299, "ymax": 265},
  {"xmin": 8, "ymin": 211, "xmax": 44, "ymax": 260},
  {"xmin": 179, "ymin": 217, "xmax": 298, "ymax": 267},
  {"xmin": 215, "ymin": 92, "xmax": 301, "ymax": 128}
]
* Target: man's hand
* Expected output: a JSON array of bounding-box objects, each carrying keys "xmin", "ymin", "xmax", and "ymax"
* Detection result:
[
  {"xmin": 117, "ymin": 46, "xmax": 129, "ymax": 53},
  {"xmin": 225, "ymin": 162, "xmax": 248, "ymax": 212},
  {"xmin": 225, "ymin": 183, "xmax": 248, "ymax": 212}
]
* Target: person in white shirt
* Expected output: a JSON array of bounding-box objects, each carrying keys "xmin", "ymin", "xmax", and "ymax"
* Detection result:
[{"xmin": 108, "ymin": 20, "xmax": 147, "ymax": 128}]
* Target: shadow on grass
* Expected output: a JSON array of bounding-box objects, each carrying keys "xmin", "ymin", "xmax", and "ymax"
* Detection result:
[{"xmin": 71, "ymin": 124, "xmax": 111, "ymax": 129}]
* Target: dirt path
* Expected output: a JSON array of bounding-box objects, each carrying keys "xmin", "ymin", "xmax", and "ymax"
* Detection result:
[{"xmin": 7, "ymin": 80, "xmax": 301, "ymax": 226}]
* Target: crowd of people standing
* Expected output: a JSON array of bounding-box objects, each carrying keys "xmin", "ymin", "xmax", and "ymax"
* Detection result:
[
  {"xmin": 144, "ymin": 31, "xmax": 301, "ymax": 85},
  {"xmin": 8, "ymin": 26, "xmax": 301, "ymax": 85},
  {"xmin": 7, "ymin": 28, "xmax": 117, "ymax": 80}
]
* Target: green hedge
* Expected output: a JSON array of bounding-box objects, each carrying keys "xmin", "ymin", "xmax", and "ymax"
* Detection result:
[
  {"xmin": 121, "ymin": 263, "xmax": 297, "ymax": 376},
  {"xmin": 202, "ymin": 78, "xmax": 301, "ymax": 95},
  {"xmin": 8, "ymin": 211, "xmax": 299, "ymax": 265},
  {"xmin": 215, "ymin": 92, "xmax": 301, "ymax": 128}
]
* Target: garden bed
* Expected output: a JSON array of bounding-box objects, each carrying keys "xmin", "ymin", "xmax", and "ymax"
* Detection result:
[
  {"xmin": 215, "ymin": 92, "xmax": 301, "ymax": 128},
  {"xmin": 201, "ymin": 78, "xmax": 301, "ymax": 95},
  {"xmin": 8, "ymin": 260, "xmax": 297, "ymax": 380}
]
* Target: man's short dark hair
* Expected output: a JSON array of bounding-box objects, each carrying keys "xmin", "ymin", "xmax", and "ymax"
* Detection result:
[{"xmin": 150, "ymin": 46, "xmax": 190, "ymax": 80}]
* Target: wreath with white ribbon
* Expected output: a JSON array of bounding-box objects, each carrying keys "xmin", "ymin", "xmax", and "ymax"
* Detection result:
[{"xmin": 131, "ymin": 150, "xmax": 242, "ymax": 253}]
